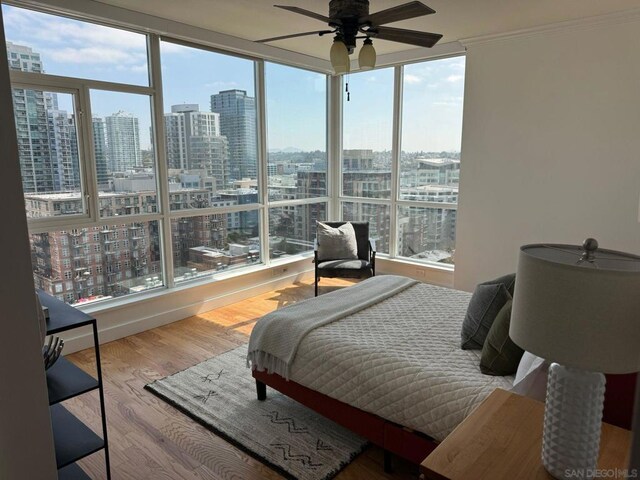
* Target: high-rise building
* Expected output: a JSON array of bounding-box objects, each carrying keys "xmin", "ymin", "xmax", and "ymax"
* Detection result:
[
  {"xmin": 92, "ymin": 117, "xmax": 110, "ymax": 189},
  {"xmin": 8, "ymin": 42, "xmax": 58, "ymax": 194},
  {"xmin": 342, "ymin": 149, "xmax": 392, "ymax": 198},
  {"xmin": 210, "ymin": 90, "xmax": 257, "ymax": 181},
  {"xmin": 46, "ymin": 109, "xmax": 80, "ymax": 192},
  {"xmin": 27, "ymin": 194, "xmax": 162, "ymax": 303},
  {"xmin": 8, "ymin": 42, "xmax": 81, "ymax": 195},
  {"xmin": 6, "ymin": 41, "xmax": 42, "ymax": 72},
  {"xmin": 164, "ymin": 104, "xmax": 229, "ymax": 190},
  {"xmin": 105, "ymin": 110, "xmax": 141, "ymax": 172}
]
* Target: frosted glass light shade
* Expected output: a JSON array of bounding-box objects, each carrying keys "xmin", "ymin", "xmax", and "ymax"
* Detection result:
[
  {"xmin": 510, "ymin": 242, "xmax": 640, "ymax": 374},
  {"xmin": 330, "ymin": 40, "xmax": 350, "ymax": 75},
  {"xmin": 358, "ymin": 42, "xmax": 376, "ymax": 70}
]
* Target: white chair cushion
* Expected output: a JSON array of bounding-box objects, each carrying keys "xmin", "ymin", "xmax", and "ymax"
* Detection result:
[{"xmin": 317, "ymin": 222, "xmax": 358, "ymax": 261}]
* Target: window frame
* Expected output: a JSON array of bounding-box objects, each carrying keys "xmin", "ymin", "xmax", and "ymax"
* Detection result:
[
  {"xmin": 339, "ymin": 59, "xmax": 463, "ymax": 269},
  {"xmin": 9, "ymin": 70, "xmax": 159, "ymax": 233},
  {"xmin": 10, "ymin": 80, "xmax": 92, "ymax": 224},
  {"xmin": 6, "ymin": 1, "xmax": 462, "ymax": 311},
  {"xmin": 261, "ymin": 61, "xmax": 332, "ymax": 262}
]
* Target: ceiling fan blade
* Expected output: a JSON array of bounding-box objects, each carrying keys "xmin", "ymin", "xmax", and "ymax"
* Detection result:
[
  {"xmin": 364, "ymin": 1, "xmax": 435, "ymax": 26},
  {"xmin": 257, "ymin": 30, "xmax": 334, "ymax": 43},
  {"xmin": 372, "ymin": 26, "xmax": 442, "ymax": 48},
  {"xmin": 274, "ymin": 5, "xmax": 331, "ymax": 24}
]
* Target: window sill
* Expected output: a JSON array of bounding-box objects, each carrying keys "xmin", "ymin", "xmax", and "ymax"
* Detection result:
[
  {"xmin": 77, "ymin": 253, "xmax": 315, "ymax": 316},
  {"xmin": 376, "ymin": 255, "xmax": 455, "ymax": 272},
  {"xmin": 76, "ymin": 253, "xmax": 453, "ymax": 317}
]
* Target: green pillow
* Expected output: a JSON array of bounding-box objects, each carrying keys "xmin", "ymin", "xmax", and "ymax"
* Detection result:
[{"xmin": 480, "ymin": 299, "xmax": 524, "ymax": 376}]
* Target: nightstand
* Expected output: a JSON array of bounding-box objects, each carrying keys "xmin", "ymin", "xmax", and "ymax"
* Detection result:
[{"xmin": 420, "ymin": 388, "xmax": 631, "ymax": 480}]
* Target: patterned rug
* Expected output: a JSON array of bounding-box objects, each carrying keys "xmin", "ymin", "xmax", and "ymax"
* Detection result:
[{"xmin": 145, "ymin": 345, "xmax": 368, "ymax": 480}]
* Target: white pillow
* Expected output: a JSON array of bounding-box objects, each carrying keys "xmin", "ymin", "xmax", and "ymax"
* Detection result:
[
  {"xmin": 316, "ymin": 222, "xmax": 358, "ymax": 261},
  {"xmin": 514, "ymin": 351, "xmax": 546, "ymax": 385}
]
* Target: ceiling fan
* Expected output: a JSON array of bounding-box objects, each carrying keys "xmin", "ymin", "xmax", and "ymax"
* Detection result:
[{"xmin": 257, "ymin": 0, "xmax": 443, "ymax": 74}]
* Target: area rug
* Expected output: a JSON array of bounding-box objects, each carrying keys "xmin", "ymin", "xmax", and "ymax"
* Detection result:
[{"xmin": 145, "ymin": 345, "xmax": 368, "ymax": 480}]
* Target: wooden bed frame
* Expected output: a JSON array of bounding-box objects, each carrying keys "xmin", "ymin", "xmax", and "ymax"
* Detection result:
[{"xmin": 253, "ymin": 369, "xmax": 637, "ymax": 471}]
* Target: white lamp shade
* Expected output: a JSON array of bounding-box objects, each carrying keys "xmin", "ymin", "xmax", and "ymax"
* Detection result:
[
  {"xmin": 358, "ymin": 42, "xmax": 376, "ymax": 70},
  {"xmin": 510, "ymin": 243, "xmax": 640, "ymax": 374},
  {"xmin": 330, "ymin": 40, "xmax": 350, "ymax": 75}
]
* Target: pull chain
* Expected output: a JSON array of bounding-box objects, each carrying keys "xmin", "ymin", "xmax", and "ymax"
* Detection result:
[{"xmin": 345, "ymin": 74, "xmax": 350, "ymax": 102}]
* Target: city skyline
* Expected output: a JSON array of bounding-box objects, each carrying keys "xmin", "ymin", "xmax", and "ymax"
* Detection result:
[
  {"xmin": 2, "ymin": 4, "xmax": 465, "ymax": 153},
  {"xmin": 6, "ymin": 4, "xmax": 463, "ymax": 306}
]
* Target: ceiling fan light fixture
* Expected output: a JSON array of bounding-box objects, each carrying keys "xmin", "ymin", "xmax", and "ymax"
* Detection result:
[
  {"xmin": 330, "ymin": 37, "xmax": 350, "ymax": 75},
  {"xmin": 358, "ymin": 37, "xmax": 376, "ymax": 70}
]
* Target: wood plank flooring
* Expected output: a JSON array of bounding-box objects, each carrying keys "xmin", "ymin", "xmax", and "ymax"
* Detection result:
[{"xmin": 66, "ymin": 278, "xmax": 418, "ymax": 479}]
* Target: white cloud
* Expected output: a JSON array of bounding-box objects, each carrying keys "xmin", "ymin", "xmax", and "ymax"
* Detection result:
[
  {"xmin": 433, "ymin": 96, "xmax": 463, "ymax": 107},
  {"xmin": 3, "ymin": 5, "xmax": 147, "ymax": 67},
  {"xmin": 130, "ymin": 63, "xmax": 149, "ymax": 73},
  {"xmin": 204, "ymin": 80, "xmax": 239, "ymax": 90},
  {"xmin": 45, "ymin": 47, "xmax": 143, "ymax": 65},
  {"xmin": 447, "ymin": 74, "xmax": 464, "ymax": 83},
  {"xmin": 404, "ymin": 74, "xmax": 422, "ymax": 85}
]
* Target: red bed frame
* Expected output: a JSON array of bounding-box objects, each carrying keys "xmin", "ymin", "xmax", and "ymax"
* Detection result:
[{"xmin": 253, "ymin": 369, "xmax": 637, "ymax": 469}]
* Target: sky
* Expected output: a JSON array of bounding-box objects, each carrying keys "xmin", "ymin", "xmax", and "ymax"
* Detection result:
[{"xmin": 2, "ymin": 4, "xmax": 464, "ymax": 153}]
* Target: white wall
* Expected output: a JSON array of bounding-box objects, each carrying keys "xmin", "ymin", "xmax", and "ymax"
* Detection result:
[
  {"xmin": 455, "ymin": 19, "xmax": 640, "ymax": 292},
  {"xmin": 0, "ymin": 6, "xmax": 57, "ymax": 478}
]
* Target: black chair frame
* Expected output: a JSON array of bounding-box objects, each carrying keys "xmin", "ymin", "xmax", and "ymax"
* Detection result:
[{"xmin": 313, "ymin": 221, "xmax": 376, "ymax": 296}]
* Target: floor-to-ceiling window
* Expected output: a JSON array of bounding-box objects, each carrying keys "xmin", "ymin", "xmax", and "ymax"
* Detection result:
[
  {"xmin": 265, "ymin": 62, "xmax": 328, "ymax": 259},
  {"xmin": 3, "ymin": 4, "xmax": 330, "ymax": 306},
  {"xmin": 159, "ymin": 40, "xmax": 262, "ymax": 282},
  {"xmin": 341, "ymin": 57, "xmax": 465, "ymax": 266},
  {"xmin": 4, "ymin": 3, "xmax": 464, "ymax": 308},
  {"xmin": 341, "ymin": 68, "xmax": 394, "ymax": 253},
  {"xmin": 398, "ymin": 57, "xmax": 464, "ymax": 265},
  {"xmin": 4, "ymin": 5, "xmax": 164, "ymax": 305}
]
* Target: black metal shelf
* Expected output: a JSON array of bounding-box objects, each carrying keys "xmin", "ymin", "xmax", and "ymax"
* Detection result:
[
  {"xmin": 38, "ymin": 289, "xmax": 94, "ymax": 335},
  {"xmin": 51, "ymin": 404, "xmax": 104, "ymax": 469},
  {"xmin": 38, "ymin": 290, "xmax": 111, "ymax": 479},
  {"xmin": 58, "ymin": 462, "xmax": 91, "ymax": 480},
  {"xmin": 47, "ymin": 356, "xmax": 99, "ymax": 406}
]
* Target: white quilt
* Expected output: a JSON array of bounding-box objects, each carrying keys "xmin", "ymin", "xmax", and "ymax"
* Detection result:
[{"xmin": 288, "ymin": 282, "xmax": 514, "ymax": 442}]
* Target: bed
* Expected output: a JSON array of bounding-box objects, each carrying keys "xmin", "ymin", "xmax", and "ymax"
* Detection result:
[{"xmin": 248, "ymin": 275, "xmax": 637, "ymax": 468}]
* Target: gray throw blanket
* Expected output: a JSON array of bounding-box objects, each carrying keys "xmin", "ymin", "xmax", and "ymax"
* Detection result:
[{"xmin": 247, "ymin": 275, "xmax": 418, "ymax": 379}]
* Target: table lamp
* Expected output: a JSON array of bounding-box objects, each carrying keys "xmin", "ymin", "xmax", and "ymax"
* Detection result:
[{"xmin": 510, "ymin": 239, "xmax": 640, "ymax": 479}]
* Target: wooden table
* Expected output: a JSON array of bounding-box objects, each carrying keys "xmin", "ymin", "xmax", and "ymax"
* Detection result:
[{"xmin": 420, "ymin": 389, "xmax": 631, "ymax": 480}]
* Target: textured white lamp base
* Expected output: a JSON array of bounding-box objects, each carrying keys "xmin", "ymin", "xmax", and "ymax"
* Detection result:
[{"xmin": 543, "ymin": 363, "xmax": 606, "ymax": 480}]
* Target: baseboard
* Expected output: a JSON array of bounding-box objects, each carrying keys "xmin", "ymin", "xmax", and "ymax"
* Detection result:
[
  {"xmin": 59, "ymin": 259, "xmax": 454, "ymax": 355},
  {"xmin": 60, "ymin": 268, "xmax": 315, "ymax": 353}
]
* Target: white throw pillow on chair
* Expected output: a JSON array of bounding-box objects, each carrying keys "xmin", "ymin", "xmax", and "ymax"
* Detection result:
[{"xmin": 316, "ymin": 222, "xmax": 359, "ymax": 261}]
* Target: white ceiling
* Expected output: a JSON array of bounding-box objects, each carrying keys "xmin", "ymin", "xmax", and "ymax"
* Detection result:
[{"xmin": 94, "ymin": 0, "xmax": 640, "ymax": 59}]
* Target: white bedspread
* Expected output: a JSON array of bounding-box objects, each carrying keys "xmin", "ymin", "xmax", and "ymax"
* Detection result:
[
  {"xmin": 248, "ymin": 275, "xmax": 416, "ymax": 379},
  {"xmin": 288, "ymin": 282, "xmax": 514, "ymax": 442}
]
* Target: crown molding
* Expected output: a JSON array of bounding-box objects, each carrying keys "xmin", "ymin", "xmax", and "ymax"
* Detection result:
[{"xmin": 460, "ymin": 7, "xmax": 640, "ymax": 47}]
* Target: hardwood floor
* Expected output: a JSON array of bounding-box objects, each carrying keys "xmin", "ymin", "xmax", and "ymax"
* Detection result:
[{"xmin": 66, "ymin": 278, "xmax": 418, "ymax": 479}]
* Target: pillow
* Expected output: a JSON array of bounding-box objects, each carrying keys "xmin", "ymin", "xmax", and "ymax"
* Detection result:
[
  {"xmin": 316, "ymin": 222, "xmax": 358, "ymax": 261},
  {"xmin": 510, "ymin": 359, "xmax": 549, "ymax": 402},
  {"xmin": 514, "ymin": 351, "xmax": 546, "ymax": 386},
  {"xmin": 480, "ymin": 299, "xmax": 525, "ymax": 376},
  {"xmin": 460, "ymin": 276, "xmax": 514, "ymax": 350},
  {"xmin": 489, "ymin": 273, "xmax": 517, "ymax": 296}
]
